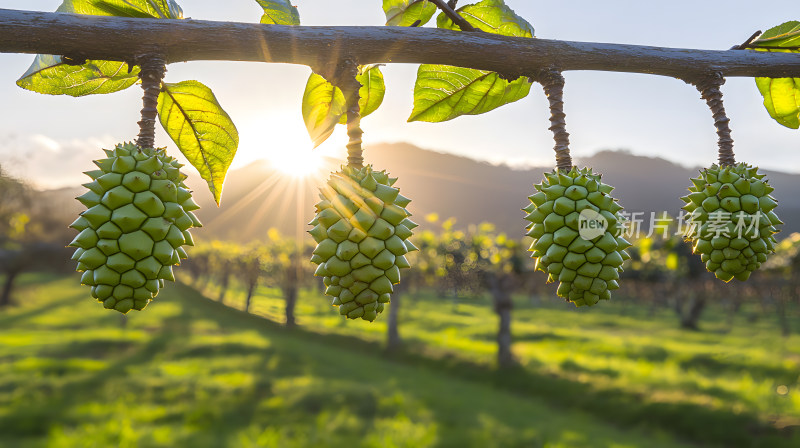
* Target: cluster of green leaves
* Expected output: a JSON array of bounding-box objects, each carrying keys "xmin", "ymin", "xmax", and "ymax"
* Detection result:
[
  {"xmin": 748, "ymin": 21, "xmax": 800, "ymax": 129},
  {"xmin": 762, "ymin": 231, "xmax": 800, "ymax": 272},
  {"xmin": 399, "ymin": 0, "xmax": 535, "ymax": 123},
  {"xmin": 17, "ymin": 0, "xmax": 238, "ymax": 205},
  {"xmin": 301, "ymin": 0, "xmax": 533, "ymax": 149},
  {"xmin": 406, "ymin": 216, "xmax": 532, "ymax": 296},
  {"xmin": 188, "ymin": 229, "xmax": 316, "ymax": 293},
  {"xmin": 302, "ymin": 65, "xmax": 386, "ymax": 148}
]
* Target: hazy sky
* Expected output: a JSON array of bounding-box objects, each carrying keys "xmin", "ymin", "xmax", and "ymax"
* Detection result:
[{"xmin": 1, "ymin": 0, "xmax": 799, "ymax": 189}]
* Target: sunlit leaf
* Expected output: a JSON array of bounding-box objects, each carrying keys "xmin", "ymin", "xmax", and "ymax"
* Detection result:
[
  {"xmin": 408, "ymin": 65, "xmax": 531, "ymax": 122},
  {"xmin": 409, "ymin": 0, "xmax": 534, "ymax": 122},
  {"xmin": 302, "ymin": 67, "xmax": 385, "ymax": 146},
  {"xmin": 302, "ymin": 73, "xmax": 347, "ymax": 148},
  {"xmin": 17, "ymin": 56, "xmax": 139, "ymax": 97},
  {"xmin": 750, "ymin": 22, "xmax": 800, "ymax": 129},
  {"xmin": 666, "ymin": 253, "xmax": 679, "ymax": 271},
  {"xmin": 16, "ymin": 0, "xmax": 181, "ymax": 97},
  {"xmin": 257, "ymin": 0, "xmax": 300, "ymax": 25},
  {"xmin": 61, "ymin": 0, "xmax": 183, "ymax": 19},
  {"xmin": 751, "ymin": 21, "xmax": 800, "ymax": 47},
  {"xmin": 383, "ymin": 0, "xmax": 436, "ymax": 27},
  {"xmin": 436, "ymin": 0, "xmax": 534, "ymax": 37},
  {"xmin": 338, "ymin": 65, "xmax": 386, "ymax": 124},
  {"xmin": 756, "ymin": 77, "xmax": 800, "ymax": 129},
  {"xmin": 158, "ymin": 81, "xmax": 239, "ymax": 205}
]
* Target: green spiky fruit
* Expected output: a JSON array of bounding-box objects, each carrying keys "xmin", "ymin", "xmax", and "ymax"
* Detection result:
[
  {"xmin": 524, "ymin": 167, "xmax": 630, "ymax": 306},
  {"xmin": 69, "ymin": 142, "xmax": 202, "ymax": 313},
  {"xmin": 309, "ymin": 165, "xmax": 416, "ymax": 321},
  {"xmin": 681, "ymin": 163, "xmax": 780, "ymax": 282}
]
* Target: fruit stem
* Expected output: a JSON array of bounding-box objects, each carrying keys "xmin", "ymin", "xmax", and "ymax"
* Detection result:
[
  {"xmin": 341, "ymin": 59, "xmax": 364, "ymax": 169},
  {"xmin": 429, "ymin": 0, "xmax": 479, "ymax": 32},
  {"xmin": 538, "ymin": 69, "xmax": 573, "ymax": 172},
  {"xmin": 135, "ymin": 54, "xmax": 166, "ymax": 150},
  {"xmin": 693, "ymin": 72, "xmax": 736, "ymax": 167}
]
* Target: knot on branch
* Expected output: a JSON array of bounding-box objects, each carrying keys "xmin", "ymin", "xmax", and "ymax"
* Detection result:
[
  {"xmin": 538, "ymin": 69, "xmax": 572, "ymax": 172},
  {"xmin": 336, "ymin": 58, "xmax": 364, "ymax": 169},
  {"xmin": 135, "ymin": 54, "xmax": 167, "ymax": 150},
  {"xmin": 690, "ymin": 72, "xmax": 735, "ymax": 167}
]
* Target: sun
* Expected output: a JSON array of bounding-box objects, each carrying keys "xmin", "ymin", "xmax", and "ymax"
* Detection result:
[{"xmin": 269, "ymin": 146, "xmax": 325, "ymax": 178}]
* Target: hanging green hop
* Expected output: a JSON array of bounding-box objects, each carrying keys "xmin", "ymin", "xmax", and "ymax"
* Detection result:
[
  {"xmin": 69, "ymin": 142, "xmax": 202, "ymax": 313},
  {"xmin": 309, "ymin": 165, "xmax": 417, "ymax": 322},
  {"xmin": 681, "ymin": 162, "xmax": 781, "ymax": 282},
  {"xmin": 524, "ymin": 167, "xmax": 631, "ymax": 306}
]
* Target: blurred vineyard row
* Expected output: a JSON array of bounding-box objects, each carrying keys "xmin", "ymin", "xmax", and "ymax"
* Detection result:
[
  {"xmin": 178, "ymin": 216, "xmax": 800, "ymax": 367},
  {"xmin": 2, "ymin": 167, "xmax": 799, "ymax": 366}
]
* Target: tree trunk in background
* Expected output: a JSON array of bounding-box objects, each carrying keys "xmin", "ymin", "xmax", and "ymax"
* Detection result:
[
  {"xmin": 680, "ymin": 293, "xmax": 707, "ymax": 331},
  {"xmin": 284, "ymin": 286, "xmax": 297, "ymax": 328},
  {"xmin": 777, "ymin": 292, "xmax": 790, "ymax": 337},
  {"xmin": 244, "ymin": 281, "xmax": 256, "ymax": 313},
  {"xmin": 217, "ymin": 272, "xmax": 229, "ymax": 304},
  {"xmin": 0, "ymin": 270, "xmax": 19, "ymax": 308},
  {"xmin": 490, "ymin": 274, "xmax": 515, "ymax": 368},
  {"xmin": 386, "ymin": 281, "xmax": 407, "ymax": 353}
]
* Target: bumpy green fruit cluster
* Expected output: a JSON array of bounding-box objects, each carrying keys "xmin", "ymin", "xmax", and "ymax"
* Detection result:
[
  {"xmin": 681, "ymin": 163, "xmax": 781, "ymax": 282},
  {"xmin": 524, "ymin": 167, "xmax": 631, "ymax": 306},
  {"xmin": 69, "ymin": 142, "xmax": 201, "ymax": 313},
  {"xmin": 309, "ymin": 165, "xmax": 417, "ymax": 321}
]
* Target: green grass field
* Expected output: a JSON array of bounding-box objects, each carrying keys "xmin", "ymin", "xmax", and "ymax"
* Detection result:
[
  {"xmin": 208, "ymin": 277, "xmax": 800, "ymax": 448},
  {"xmin": 0, "ymin": 275, "xmax": 798, "ymax": 447}
]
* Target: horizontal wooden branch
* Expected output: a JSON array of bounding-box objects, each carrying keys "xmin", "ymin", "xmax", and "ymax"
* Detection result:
[{"xmin": 2, "ymin": 8, "xmax": 800, "ymax": 80}]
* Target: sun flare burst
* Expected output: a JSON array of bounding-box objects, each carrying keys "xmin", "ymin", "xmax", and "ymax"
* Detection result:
[{"xmin": 269, "ymin": 146, "xmax": 325, "ymax": 178}]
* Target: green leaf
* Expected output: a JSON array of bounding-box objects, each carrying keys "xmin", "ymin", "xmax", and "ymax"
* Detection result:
[
  {"xmin": 16, "ymin": 0, "xmax": 181, "ymax": 97},
  {"xmin": 257, "ymin": 0, "xmax": 300, "ymax": 25},
  {"xmin": 756, "ymin": 77, "xmax": 800, "ymax": 129},
  {"xmin": 158, "ymin": 81, "xmax": 239, "ymax": 205},
  {"xmin": 302, "ymin": 73, "xmax": 347, "ymax": 148},
  {"xmin": 436, "ymin": 0, "xmax": 534, "ymax": 37},
  {"xmin": 17, "ymin": 55, "xmax": 140, "ymax": 97},
  {"xmin": 60, "ymin": 0, "xmax": 183, "ymax": 19},
  {"xmin": 752, "ymin": 21, "xmax": 800, "ymax": 47},
  {"xmin": 408, "ymin": 0, "xmax": 533, "ymax": 122},
  {"xmin": 750, "ymin": 22, "xmax": 800, "ymax": 129},
  {"xmin": 409, "ymin": 65, "xmax": 531, "ymax": 122},
  {"xmin": 383, "ymin": 0, "xmax": 436, "ymax": 27},
  {"xmin": 338, "ymin": 65, "xmax": 386, "ymax": 124},
  {"xmin": 301, "ymin": 67, "xmax": 386, "ymax": 146}
]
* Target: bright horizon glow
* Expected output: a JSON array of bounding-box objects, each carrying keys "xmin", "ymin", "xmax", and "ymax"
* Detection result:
[{"xmin": 269, "ymin": 145, "xmax": 325, "ymax": 178}]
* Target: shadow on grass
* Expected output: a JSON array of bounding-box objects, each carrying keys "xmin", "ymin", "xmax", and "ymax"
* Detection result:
[
  {"xmin": 559, "ymin": 359, "xmax": 620, "ymax": 379},
  {"xmin": 4, "ymin": 279, "xmax": 797, "ymax": 448},
  {"xmin": 469, "ymin": 330, "xmax": 583, "ymax": 344},
  {"xmin": 190, "ymin": 288, "xmax": 798, "ymax": 448},
  {"xmin": 679, "ymin": 354, "xmax": 799, "ymax": 384},
  {"xmin": 0, "ymin": 300, "xmax": 195, "ymax": 438}
]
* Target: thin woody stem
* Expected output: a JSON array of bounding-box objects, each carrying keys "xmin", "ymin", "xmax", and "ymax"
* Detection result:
[
  {"xmin": 340, "ymin": 59, "xmax": 364, "ymax": 169},
  {"xmin": 429, "ymin": 0, "xmax": 478, "ymax": 32},
  {"xmin": 135, "ymin": 54, "xmax": 166, "ymax": 149},
  {"xmin": 538, "ymin": 69, "xmax": 573, "ymax": 172},
  {"xmin": 692, "ymin": 72, "xmax": 735, "ymax": 167}
]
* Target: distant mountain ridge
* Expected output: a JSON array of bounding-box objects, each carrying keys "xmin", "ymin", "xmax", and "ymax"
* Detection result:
[{"xmin": 46, "ymin": 143, "xmax": 800, "ymax": 242}]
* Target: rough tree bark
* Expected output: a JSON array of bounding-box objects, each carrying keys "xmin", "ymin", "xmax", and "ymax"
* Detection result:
[{"xmin": 2, "ymin": 9, "xmax": 800, "ymax": 80}]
